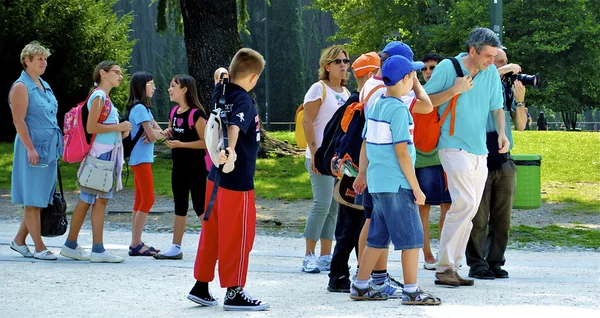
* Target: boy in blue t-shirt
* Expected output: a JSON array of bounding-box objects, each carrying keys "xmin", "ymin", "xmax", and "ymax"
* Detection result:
[{"xmin": 350, "ymin": 55, "xmax": 441, "ymax": 305}]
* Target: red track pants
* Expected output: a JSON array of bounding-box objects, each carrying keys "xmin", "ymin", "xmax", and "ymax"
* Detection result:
[{"xmin": 193, "ymin": 180, "xmax": 256, "ymax": 288}]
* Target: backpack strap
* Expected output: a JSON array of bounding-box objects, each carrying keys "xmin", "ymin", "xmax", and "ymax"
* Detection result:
[
  {"xmin": 169, "ymin": 105, "xmax": 179, "ymax": 124},
  {"xmin": 438, "ymin": 57, "xmax": 465, "ymax": 136},
  {"xmin": 188, "ymin": 108, "xmax": 198, "ymax": 129},
  {"xmin": 341, "ymin": 84, "xmax": 385, "ymax": 132},
  {"xmin": 320, "ymin": 80, "xmax": 327, "ymax": 102}
]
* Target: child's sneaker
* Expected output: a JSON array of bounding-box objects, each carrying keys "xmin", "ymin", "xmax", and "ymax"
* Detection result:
[
  {"xmin": 61, "ymin": 244, "xmax": 90, "ymax": 261},
  {"xmin": 223, "ymin": 287, "xmax": 270, "ymax": 311},
  {"xmin": 401, "ymin": 288, "xmax": 441, "ymax": 306},
  {"xmin": 386, "ymin": 273, "xmax": 404, "ymax": 289},
  {"xmin": 369, "ymin": 281, "xmax": 403, "ymax": 299},
  {"xmin": 302, "ymin": 253, "xmax": 320, "ymax": 273},
  {"xmin": 317, "ymin": 254, "xmax": 333, "ymax": 271},
  {"xmin": 89, "ymin": 251, "xmax": 124, "ymax": 263},
  {"xmin": 187, "ymin": 282, "xmax": 218, "ymax": 307},
  {"xmin": 349, "ymin": 283, "xmax": 388, "ymax": 301}
]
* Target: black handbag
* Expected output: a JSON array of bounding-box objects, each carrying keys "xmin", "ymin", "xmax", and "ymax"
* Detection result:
[{"xmin": 41, "ymin": 165, "xmax": 68, "ymax": 237}]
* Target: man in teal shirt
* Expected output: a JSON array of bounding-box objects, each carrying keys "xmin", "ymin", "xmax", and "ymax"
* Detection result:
[
  {"xmin": 424, "ymin": 27, "xmax": 509, "ymax": 287},
  {"xmin": 466, "ymin": 48, "xmax": 527, "ymax": 280}
]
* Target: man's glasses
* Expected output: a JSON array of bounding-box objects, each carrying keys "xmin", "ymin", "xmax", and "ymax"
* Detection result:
[
  {"xmin": 329, "ymin": 59, "xmax": 350, "ymax": 65},
  {"xmin": 421, "ymin": 65, "xmax": 435, "ymax": 72}
]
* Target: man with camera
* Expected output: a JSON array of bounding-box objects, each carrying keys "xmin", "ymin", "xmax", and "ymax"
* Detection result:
[{"xmin": 465, "ymin": 47, "xmax": 527, "ymax": 280}]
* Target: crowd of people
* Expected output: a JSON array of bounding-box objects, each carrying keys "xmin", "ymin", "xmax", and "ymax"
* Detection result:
[{"xmin": 9, "ymin": 26, "xmax": 528, "ymax": 311}]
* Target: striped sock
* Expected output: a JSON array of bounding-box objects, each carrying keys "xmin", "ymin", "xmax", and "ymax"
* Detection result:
[{"xmin": 371, "ymin": 270, "xmax": 387, "ymax": 285}]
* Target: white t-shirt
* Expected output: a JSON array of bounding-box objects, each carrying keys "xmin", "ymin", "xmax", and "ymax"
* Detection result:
[
  {"xmin": 360, "ymin": 76, "xmax": 416, "ymax": 114},
  {"xmin": 303, "ymin": 81, "xmax": 350, "ymax": 159}
]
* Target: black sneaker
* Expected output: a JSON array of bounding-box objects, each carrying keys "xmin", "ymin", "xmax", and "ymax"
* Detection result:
[
  {"xmin": 327, "ymin": 276, "xmax": 351, "ymax": 293},
  {"xmin": 187, "ymin": 281, "xmax": 218, "ymax": 306},
  {"xmin": 223, "ymin": 287, "xmax": 270, "ymax": 311}
]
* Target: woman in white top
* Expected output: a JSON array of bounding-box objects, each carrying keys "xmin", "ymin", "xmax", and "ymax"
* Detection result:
[{"xmin": 301, "ymin": 45, "xmax": 350, "ymax": 273}]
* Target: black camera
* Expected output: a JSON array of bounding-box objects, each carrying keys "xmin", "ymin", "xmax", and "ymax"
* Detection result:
[{"xmin": 503, "ymin": 72, "xmax": 542, "ymax": 89}]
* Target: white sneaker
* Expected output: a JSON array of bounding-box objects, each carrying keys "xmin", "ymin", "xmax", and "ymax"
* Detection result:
[
  {"xmin": 302, "ymin": 253, "xmax": 320, "ymax": 273},
  {"xmin": 61, "ymin": 245, "xmax": 90, "ymax": 261},
  {"xmin": 10, "ymin": 241, "xmax": 34, "ymax": 258},
  {"xmin": 90, "ymin": 251, "xmax": 124, "ymax": 263},
  {"xmin": 33, "ymin": 249, "xmax": 57, "ymax": 261},
  {"xmin": 317, "ymin": 254, "xmax": 333, "ymax": 271}
]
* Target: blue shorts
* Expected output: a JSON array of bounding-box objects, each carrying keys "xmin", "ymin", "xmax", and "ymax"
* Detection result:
[
  {"xmin": 354, "ymin": 187, "xmax": 373, "ymax": 219},
  {"xmin": 367, "ymin": 188, "xmax": 424, "ymax": 250},
  {"xmin": 79, "ymin": 151, "xmax": 114, "ymax": 205},
  {"xmin": 415, "ymin": 165, "xmax": 452, "ymax": 205}
]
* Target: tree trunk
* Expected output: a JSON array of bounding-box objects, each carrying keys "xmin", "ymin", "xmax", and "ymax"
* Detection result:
[
  {"xmin": 561, "ymin": 111, "xmax": 578, "ymax": 131},
  {"xmin": 178, "ymin": 0, "xmax": 300, "ymax": 157},
  {"xmin": 258, "ymin": 127, "xmax": 303, "ymax": 158},
  {"xmin": 179, "ymin": 0, "xmax": 241, "ymax": 110}
]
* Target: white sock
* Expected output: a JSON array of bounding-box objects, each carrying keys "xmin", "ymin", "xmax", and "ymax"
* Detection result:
[{"xmin": 162, "ymin": 244, "xmax": 181, "ymax": 256}]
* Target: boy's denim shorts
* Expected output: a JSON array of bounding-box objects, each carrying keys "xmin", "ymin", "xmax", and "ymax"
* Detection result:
[
  {"xmin": 367, "ymin": 187, "xmax": 424, "ymax": 250},
  {"xmin": 79, "ymin": 151, "xmax": 114, "ymax": 205}
]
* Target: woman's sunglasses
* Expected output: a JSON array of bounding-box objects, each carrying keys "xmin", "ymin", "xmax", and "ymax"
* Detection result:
[
  {"xmin": 329, "ymin": 59, "xmax": 350, "ymax": 65},
  {"xmin": 421, "ymin": 65, "xmax": 436, "ymax": 72}
]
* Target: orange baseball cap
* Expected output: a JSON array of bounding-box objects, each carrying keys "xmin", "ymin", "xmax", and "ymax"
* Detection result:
[{"xmin": 352, "ymin": 52, "xmax": 380, "ymax": 78}]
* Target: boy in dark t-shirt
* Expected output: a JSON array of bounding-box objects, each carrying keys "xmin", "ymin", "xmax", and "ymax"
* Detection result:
[{"xmin": 188, "ymin": 48, "xmax": 268, "ymax": 311}]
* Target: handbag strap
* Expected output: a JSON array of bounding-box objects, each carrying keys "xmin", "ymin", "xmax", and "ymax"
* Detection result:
[{"xmin": 57, "ymin": 164, "xmax": 64, "ymax": 198}]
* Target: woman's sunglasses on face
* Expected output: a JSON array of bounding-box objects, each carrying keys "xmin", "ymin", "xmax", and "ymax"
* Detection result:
[
  {"xmin": 329, "ymin": 59, "xmax": 350, "ymax": 65},
  {"xmin": 422, "ymin": 65, "xmax": 435, "ymax": 72}
]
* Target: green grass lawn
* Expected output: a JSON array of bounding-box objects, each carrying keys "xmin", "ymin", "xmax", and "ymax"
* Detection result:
[
  {"xmin": 511, "ymin": 131, "xmax": 600, "ymax": 214},
  {"xmin": 0, "ymin": 142, "xmax": 310, "ymax": 200},
  {"xmin": 1, "ymin": 131, "xmax": 597, "ymax": 207}
]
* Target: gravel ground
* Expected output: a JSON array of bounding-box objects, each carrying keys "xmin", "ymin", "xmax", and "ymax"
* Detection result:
[{"xmin": 1, "ymin": 189, "xmax": 598, "ymax": 245}]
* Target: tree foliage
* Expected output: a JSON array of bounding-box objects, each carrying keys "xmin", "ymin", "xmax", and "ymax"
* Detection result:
[
  {"xmin": 0, "ymin": 0, "xmax": 134, "ymax": 140},
  {"xmin": 313, "ymin": 0, "xmax": 600, "ymax": 130}
]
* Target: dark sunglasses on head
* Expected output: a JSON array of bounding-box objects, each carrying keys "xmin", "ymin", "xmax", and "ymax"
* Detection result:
[
  {"xmin": 421, "ymin": 65, "xmax": 435, "ymax": 72},
  {"xmin": 329, "ymin": 59, "xmax": 350, "ymax": 65}
]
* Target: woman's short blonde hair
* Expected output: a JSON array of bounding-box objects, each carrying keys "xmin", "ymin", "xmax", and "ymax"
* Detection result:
[
  {"xmin": 318, "ymin": 45, "xmax": 349, "ymax": 86},
  {"xmin": 20, "ymin": 41, "xmax": 51, "ymax": 68}
]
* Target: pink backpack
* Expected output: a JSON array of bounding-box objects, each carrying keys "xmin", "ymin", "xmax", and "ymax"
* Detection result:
[
  {"xmin": 169, "ymin": 106, "xmax": 213, "ymax": 171},
  {"xmin": 63, "ymin": 89, "xmax": 112, "ymax": 164}
]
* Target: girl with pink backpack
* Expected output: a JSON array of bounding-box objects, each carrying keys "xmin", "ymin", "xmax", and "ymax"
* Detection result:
[
  {"xmin": 60, "ymin": 61, "xmax": 132, "ymax": 263},
  {"xmin": 154, "ymin": 75, "xmax": 209, "ymax": 260}
]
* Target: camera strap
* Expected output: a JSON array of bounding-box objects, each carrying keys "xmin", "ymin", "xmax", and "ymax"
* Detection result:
[{"xmin": 204, "ymin": 80, "xmax": 231, "ymax": 221}]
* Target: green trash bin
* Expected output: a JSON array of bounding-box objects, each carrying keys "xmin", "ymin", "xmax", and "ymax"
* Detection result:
[{"xmin": 512, "ymin": 154, "xmax": 542, "ymax": 209}]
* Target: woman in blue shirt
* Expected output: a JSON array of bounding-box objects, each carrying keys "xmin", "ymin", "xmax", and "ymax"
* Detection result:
[{"xmin": 9, "ymin": 42, "xmax": 63, "ymax": 261}]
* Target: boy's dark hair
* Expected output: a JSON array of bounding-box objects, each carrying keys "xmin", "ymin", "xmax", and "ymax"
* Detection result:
[
  {"xmin": 126, "ymin": 71, "xmax": 153, "ymax": 111},
  {"xmin": 229, "ymin": 48, "xmax": 265, "ymax": 81},
  {"xmin": 421, "ymin": 53, "xmax": 443, "ymax": 64},
  {"xmin": 171, "ymin": 74, "xmax": 206, "ymax": 116}
]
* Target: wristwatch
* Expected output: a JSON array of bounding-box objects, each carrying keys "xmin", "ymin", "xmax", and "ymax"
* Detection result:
[{"xmin": 515, "ymin": 101, "xmax": 524, "ymax": 107}]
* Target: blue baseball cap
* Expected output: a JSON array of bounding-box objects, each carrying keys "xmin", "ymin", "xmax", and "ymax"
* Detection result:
[
  {"xmin": 382, "ymin": 41, "xmax": 415, "ymax": 60},
  {"xmin": 382, "ymin": 55, "xmax": 425, "ymax": 87}
]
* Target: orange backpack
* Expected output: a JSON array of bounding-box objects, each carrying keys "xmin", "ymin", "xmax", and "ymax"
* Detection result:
[{"xmin": 410, "ymin": 57, "xmax": 463, "ymax": 152}]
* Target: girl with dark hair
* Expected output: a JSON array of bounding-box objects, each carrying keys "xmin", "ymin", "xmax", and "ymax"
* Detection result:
[
  {"xmin": 61, "ymin": 61, "xmax": 132, "ymax": 263},
  {"xmin": 154, "ymin": 75, "xmax": 208, "ymax": 260},
  {"xmin": 126, "ymin": 71, "xmax": 163, "ymax": 256}
]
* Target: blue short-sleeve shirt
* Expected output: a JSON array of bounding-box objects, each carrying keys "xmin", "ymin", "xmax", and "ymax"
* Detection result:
[
  {"xmin": 424, "ymin": 53, "xmax": 503, "ymax": 155},
  {"xmin": 128, "ymin": 103, "xmax": 155, "ymax": 165},
  {"xmin": 362, "ymin": 95, "xmax": 416, "ymax": 193},
  {"xmin": 86, "ymin": 90, "xmax": 119, "ymax": 145}
]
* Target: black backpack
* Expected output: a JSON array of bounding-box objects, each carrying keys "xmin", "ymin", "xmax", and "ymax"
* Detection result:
[{"xmin": 121, "ymin": 106, "xmax": 146, "ymax": 159}]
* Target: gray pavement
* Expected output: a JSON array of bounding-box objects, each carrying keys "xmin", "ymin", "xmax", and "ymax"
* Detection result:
[{"xmin": 0, "ymin": 222, "xmax": 599, "ymax": 318}]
